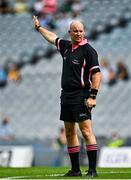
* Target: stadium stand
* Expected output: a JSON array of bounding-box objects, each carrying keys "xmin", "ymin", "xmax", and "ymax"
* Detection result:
[{"xmin": 0, "ymin": 0, "xmax": 131, "ymax": 142}]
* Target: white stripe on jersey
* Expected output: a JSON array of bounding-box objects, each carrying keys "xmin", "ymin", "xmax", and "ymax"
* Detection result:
[{"xmin": 81, "ymin": 59, "xmax": 86, "ymax": 87}]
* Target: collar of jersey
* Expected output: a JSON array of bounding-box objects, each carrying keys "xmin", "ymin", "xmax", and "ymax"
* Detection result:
[{"xmin": 72, "ymin": 39, "xmax": 88, "ymax": 52}]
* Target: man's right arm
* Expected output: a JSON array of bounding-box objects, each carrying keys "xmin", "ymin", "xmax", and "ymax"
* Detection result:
[{"xmin": 32, "ymin": 16, "xmax": 58, "ymax": 45}]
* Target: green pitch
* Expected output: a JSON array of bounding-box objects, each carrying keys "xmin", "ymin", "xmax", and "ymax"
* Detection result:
[{"xmin": 0, "ymin": 167, "xmax": 130, "ymax": 179}]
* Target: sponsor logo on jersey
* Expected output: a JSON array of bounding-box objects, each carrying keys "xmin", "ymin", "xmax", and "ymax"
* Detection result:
[
  {"xmin": 72, "ymin": 59, "xmax": 80, "ymax": 64},
  {"xmin": 79, "ymin": 113, "xmax": 87, "ymax": 117}
]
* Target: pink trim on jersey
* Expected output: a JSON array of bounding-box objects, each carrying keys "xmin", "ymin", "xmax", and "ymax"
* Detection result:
[
  {"xmin": 72, "ymin": 39, "xmax": 88, "ymax": 52},
  {"xmin": 89, "ymin": 66, "xmax": 100, "ymax": 72},
  {"xmin": 89, "ymin": 66, "xmax": 100, "ymax": 86},
  {"xmin": 68, "ymin": 146, "xmax": 80, "ymax": 153},
  {"xmin": 81, "ymin": 59, "xmax": 86, "ymax": 87}
]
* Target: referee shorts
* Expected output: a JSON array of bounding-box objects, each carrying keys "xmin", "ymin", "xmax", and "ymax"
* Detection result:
[{"xmin": 60, "ymin": 103, "xmax": 91, "ymax": 122}]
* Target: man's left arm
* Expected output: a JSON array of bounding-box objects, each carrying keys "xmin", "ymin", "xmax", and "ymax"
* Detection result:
[
  {"xmin": 91, "ymin": 71, "xmax": 101, "ymax": 90},
  {"xmin": 86, "ymin": 71, "xmax": 102, "ymax": 109},
  {"xmin": 85, "ymin": 45, "xmax": 102, "ymax": 109}
]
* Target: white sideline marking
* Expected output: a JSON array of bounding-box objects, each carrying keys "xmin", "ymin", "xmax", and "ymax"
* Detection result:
[
  {"xmin": 46, "ymin": 171, "xmax": 131, "ymax": 176},
  {"xmin": 2, "ymin": 171, "xmax": 131, "ymax": 179},
  {"xmin": 0, "ymin": 175, "xmax": 43, "ymax": 179}
]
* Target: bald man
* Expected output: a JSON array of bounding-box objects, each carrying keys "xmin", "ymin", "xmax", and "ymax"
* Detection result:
[{"xmin": 33, "ymin": 16, "xmax": 101, "ymax": 178}]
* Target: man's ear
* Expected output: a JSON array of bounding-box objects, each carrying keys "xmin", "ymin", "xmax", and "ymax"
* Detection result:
[{"xmin": 68, "ymin": 30, "xmax": 71, "ymax": 35}]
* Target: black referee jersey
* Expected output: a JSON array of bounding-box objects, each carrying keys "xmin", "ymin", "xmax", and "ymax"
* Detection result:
[{"xmin": 56, "ymin": 38, "xmax": 100, "ymax": 104}]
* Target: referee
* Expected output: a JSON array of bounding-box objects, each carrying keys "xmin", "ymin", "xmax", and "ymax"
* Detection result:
[{"xmin": 33, "ymin": 16, "xmax": 101, "ymax": 178}]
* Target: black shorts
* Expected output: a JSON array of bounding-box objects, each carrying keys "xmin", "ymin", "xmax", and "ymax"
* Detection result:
[{"xmin": 60, "ymin": 103, "xmax": 91, "ymax": 122}]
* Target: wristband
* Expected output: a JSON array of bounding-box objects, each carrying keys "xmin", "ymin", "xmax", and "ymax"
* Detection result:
[
  {"xmin": 89, "ymin": 89, "xmax": 98, "ymax": 99},
  {"xmin": 36, "ymin": 25, "xmax": 41, "ymax": 31},
  {"xmin": 89, "ymin": 94, "xmax": 96, "ymax": 99}
]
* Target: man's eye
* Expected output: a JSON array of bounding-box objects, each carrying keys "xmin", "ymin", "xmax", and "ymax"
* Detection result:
[{"xmin": 74, "ymin": 31, "xmax": 83, "ymax": 33}]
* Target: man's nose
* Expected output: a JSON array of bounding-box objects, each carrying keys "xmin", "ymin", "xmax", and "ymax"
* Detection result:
[{"xmin": 77, "ymin": 31, "xmax": 81, "ymax": 35}]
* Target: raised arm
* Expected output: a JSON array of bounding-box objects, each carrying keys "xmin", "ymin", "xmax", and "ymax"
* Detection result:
[{"xmin": 32, "ymin": 16, "xmax": 58, "ymax": 45}]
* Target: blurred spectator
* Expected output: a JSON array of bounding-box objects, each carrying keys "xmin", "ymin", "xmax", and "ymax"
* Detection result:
[
  {"xmin": 70, "ymin": 10, "xmax": 82, "ymax": 22},
  {"xmin": 0, "ymin": 66, "xmax": 7, "ymax": 88},
  {"xmin": 57, "ymin": 127, "xmax": 67, "ymax": 148},
  {"xmin": 39, "ymin": 13, "xmax": 48, "ymax": 27},
  {"xmin": 0, "ymin": 116, "xmax": 15, "ymax": 140},
  {"xmin": 71, "ymin": 0, "xmax": 86, "ymax": 14},
  {"xmin": 8, "ymin": 62, "xmax": 21, "ymax": 83},
  {"xmin": 107, "ymin": 132, "xmax": 124, "ymax": 147},
  {"xmin": 116, "ymin": 61, "xmax": 130, "ymax": 81},
  {"xmin": 54, "ymin": 127, "xmax": 67, "ymax": 166},
  {"xmin": 100, "ymin": 59, "xmax": 117, "ymax": 86},
  {"xmin": 13, "ymin": 0, "xmax": 28, "ymax": 14},
  {"xmin": 47, "ymin": 14, "xmax": 57, "ymax": 29},
  {"xmin": 40, "ymin": 13, "xmax": 57, "ymax": 30},
  {"xmin": 0, "ymin": 0, "xmax": 10, "ymax": 14},
  {"xmin": 44, "ymin": 45, "xmax": 57, "ymax": 59},
  {"xmin": 42, "ymin": 0, "xmax": 57, "ymax": 15},
  {"xmin": 56, "ymin": 12, "xmax": 72, "ymax": 31},
  {"xmin": 30, "ymin": 0, "xmax": 44, "ymax": 17},
  {"xmin": 58, "ymin": 0, "xmax": 74, "ymax": 13}
]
